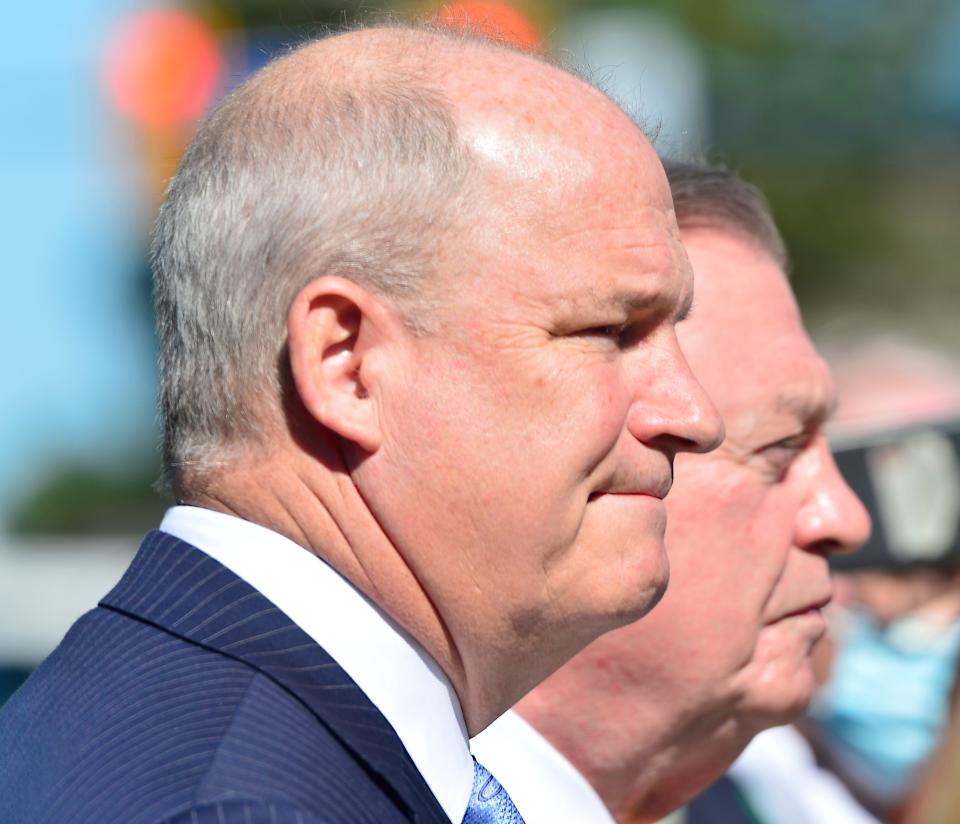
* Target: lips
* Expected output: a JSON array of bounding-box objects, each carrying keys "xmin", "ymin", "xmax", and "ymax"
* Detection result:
[
  {"xmin": 589, "ymin": 476, "xmax": 673, "ymax": 502},
  {"xmin": 772, "ymin": 590, "xmax": 833, "ymax": 623}
]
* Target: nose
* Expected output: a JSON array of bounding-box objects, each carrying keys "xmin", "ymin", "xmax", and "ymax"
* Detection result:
[
  {"xmin": 795, "ymin": 443, "xmax": 872, "ymax": 555},
  {"xmin": 627, "ymin": 337, "xmax": 725, "ymax": 456}
]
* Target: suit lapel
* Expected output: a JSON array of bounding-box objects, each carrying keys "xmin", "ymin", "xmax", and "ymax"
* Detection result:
[{"xmin": 101, "ymin": 530, "xmax": 450, "ymax": 824}]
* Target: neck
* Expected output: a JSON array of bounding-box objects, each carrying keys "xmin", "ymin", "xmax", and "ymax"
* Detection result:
[
  {"xmin": 185, "ymin": 414, "xmax": 592, "ymax": 735},
  {"xmin": 614, "ymin": 726, "xmax": 745, "ymax": 824},
  {"xmin": 516, "ymin": 680, "xmax": 749, "ymax": 823},
  {"xmin": 187, "ymin": 435, "xmax": 473, "ymax": 723}
]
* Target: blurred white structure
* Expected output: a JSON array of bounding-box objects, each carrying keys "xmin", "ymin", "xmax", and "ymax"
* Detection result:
[
  {"xmin": 0, "ymin": 536, "xmax": 136, "ymax": 666},
  {"xmin": 729, "ymin": 726, "xmax": 881, "ymax": 824}
]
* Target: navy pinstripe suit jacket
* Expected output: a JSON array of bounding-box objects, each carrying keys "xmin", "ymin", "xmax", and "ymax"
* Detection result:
[{"xmin": 0, "ymin": 531, "xmax": 452, "ymax": 824}]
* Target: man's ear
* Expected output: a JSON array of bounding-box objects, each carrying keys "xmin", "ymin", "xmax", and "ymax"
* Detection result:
[{"xmin": 287, "ymin": 276, "xmax": 399, "ymax": 454}]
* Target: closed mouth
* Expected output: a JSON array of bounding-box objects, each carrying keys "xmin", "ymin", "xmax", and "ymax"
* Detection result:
[
  {"xmin": 774, "ymin": 593, "xmax": 833, "ymax": 623},
  {"xmin": 588, "ymin": 488, "xmax": 669, "ymax": 502}
]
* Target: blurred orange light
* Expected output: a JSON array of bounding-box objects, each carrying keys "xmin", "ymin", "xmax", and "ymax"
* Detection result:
[
  {"xmin": 436, "ymin": 1, "xmax": 542, "ymax": 52},
  {"xmin": 103, "ymin": 8, "xmax": 222, "ymax": 129}
]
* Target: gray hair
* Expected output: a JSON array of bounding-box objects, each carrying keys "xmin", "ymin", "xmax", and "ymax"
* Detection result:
[
  {"xmin": 663, "ymin": 160, "xmax": 788, "ymax": 271},
  {"xmin": 152, "ymin": 34, "xmax": 475, "ymax": 495}
]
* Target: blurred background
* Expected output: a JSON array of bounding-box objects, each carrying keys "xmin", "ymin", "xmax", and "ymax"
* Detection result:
[{"xmin": 2, "ymin": 0, "xmax": 959, "ymax": 817}]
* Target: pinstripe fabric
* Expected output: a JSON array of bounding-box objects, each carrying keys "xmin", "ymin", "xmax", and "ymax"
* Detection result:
[{"xmin": 0, "ymin": 531, "xmax": 450, "ymax": 824}]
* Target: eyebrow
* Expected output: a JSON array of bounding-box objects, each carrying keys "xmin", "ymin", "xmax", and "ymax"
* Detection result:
[
  {"xmin": 773, "ymin": 389, "xmax": 838, "ymax": 426},
  {"xmin": 561, "ymin": 287, "xmax": 687, "ymax": 320}
]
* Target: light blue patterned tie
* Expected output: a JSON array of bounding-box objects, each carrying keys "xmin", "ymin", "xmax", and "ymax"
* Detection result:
[{"xmin": 461, "ymin": 757, "xmax": 525, "ymax": 823}]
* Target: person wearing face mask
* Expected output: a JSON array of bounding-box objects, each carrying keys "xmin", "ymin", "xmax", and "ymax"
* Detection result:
[{"xmin": 807, "ymin": 566, "xmax": 960, "ymax": 814}]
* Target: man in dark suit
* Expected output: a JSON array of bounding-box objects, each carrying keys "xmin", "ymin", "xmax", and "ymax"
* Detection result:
[{"xmin": 0, "ymin": 26, "xmax": 722, "ymax": 823}]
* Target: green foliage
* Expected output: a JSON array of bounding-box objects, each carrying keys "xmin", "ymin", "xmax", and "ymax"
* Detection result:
[{"xmin": 9, "ymin": 463, "xmax": 172, "ymax": 536}]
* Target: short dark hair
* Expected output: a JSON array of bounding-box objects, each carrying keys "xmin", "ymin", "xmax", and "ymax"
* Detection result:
[{"xmin": 664, "ymin": 161, "xmax": 788, "ymax": 271}]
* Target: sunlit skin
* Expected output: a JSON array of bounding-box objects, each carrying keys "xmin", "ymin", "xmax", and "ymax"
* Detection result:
[
  {"xmin": 514, "ymin": 227, "xmax": 871, "ymax": 822},
  {"xmin": 348, "ymin": 44, "xmax": 724, "ymax": 725},
  {"xmin": 191, "ymin": 29, "xmax": 723, "ymax": 736}
]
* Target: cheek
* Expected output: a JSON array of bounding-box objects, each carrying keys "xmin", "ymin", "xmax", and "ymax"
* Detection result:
[
  {"xmin": 743, "ymin": 490, "xmax": 800, "ymax": 576},
  {"xmin": 475, "ymin": 354, "xmax": 630, "ymax": 467},
  {"xmin": 667, "ymin": 475, "xmax": 791, "ymax": 615},
  {"xmin": 581, "ymin": 369, "xmax": 631, "ymax": 447},
  {"xmin": 385, "ymin": 339, "xmax": 634, "ymax": 511},
  {"xmin": 568, "ymin": 352, "xmax": 633, "ymax": 416}
]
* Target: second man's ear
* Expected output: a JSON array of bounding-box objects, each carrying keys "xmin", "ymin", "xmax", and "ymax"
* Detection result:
[{"xmin": 287, "ymin": 276, "xmax": 395, "ymax": 454}]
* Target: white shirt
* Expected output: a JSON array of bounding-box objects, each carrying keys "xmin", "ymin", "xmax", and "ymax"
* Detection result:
[
  {"xmin": 160, "ymin": 505, "xmax": 473, "ymax": 823},
  {"xmin": 471, "ymin": 709, "xmax": 615, "ymax": 824},
  {"xmin": 727, "ymin": 725, "xmax": 881, "ymax": 824}
]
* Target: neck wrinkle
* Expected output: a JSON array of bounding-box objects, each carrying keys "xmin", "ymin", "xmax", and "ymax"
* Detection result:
[{"xmin": 190, "ymin": 443, "xmax": 473, "ymax": 730}]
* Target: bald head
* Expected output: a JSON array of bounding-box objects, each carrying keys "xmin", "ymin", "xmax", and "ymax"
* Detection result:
[
  {"xmin": 153, "ymin": 24, "xmax": 660, "ymax": 495},
  {"xmin": 268, "ymin": 27, "xmax": 662, "ymax": 257}
]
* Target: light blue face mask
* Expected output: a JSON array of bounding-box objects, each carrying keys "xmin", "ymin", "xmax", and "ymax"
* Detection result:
[{"xmin": 808, "ymin": 606, "xmax": 960, "ymax": 804}]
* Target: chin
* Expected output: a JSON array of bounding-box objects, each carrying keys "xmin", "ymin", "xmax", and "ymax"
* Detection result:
[
  {"xmin": 586, "ymin": 587, "xmax": 667, "ymax": 645},
  {"xmin": 610, "ymin": 544, "xmax": 670, "ymax": 626},
  {"xmin": 735, "ymin": 641, "xmax": 820, "ymax": 731},
  {"xmin": 741, "ymin": 668, "xmax": 817, "ymax": 731},
  {"xmin": 580, "ymin": 529, "xmax": 670, "ymax": 623},
  {"xmin": 744, "ymin": 616, "xmax": 824, "ymax": 715},
  {"xmin": 638, "ymin": 557, "xmax": 670, "ymax": 616}
]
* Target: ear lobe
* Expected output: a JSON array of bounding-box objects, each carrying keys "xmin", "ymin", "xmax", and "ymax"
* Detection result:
[{"xmin": 287, "ymin": 277, "xmax": 386, "ymax": 453}]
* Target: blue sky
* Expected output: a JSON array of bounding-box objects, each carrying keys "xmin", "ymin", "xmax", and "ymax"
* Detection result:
[{"xmin": 1, "ymin": 0, "xmax": 159, "ymax": 522}]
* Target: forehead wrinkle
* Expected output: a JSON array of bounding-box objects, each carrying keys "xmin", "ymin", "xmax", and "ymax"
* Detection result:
[{"xmin": 550, "ymin": 202, "xmax": 679, "ymax": 243}]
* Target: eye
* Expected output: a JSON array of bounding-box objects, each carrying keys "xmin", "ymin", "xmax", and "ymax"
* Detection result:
[
  {"xmin": 572, "ymin": 323, "xmax": 630, "ymax": 344},
  {"xmin": 759, "ymin": 433, "xmax": 811, "ymax": 478},
  {"xmin": 768, "ymin": 434, "xmax": 811, "ymax": 452},
  {"xmin": 581, "ymin": 324, "xmax": 627, "ymax": 339}
]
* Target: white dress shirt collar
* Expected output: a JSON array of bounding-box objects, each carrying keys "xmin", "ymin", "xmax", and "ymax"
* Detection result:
[
  {"xmin": 728, "ymin": 725, "xmax": 882, "ymax": 824},
  {"xmin": 159, "ymin": 505, "xmax": 473, "ymax": 823},
  {"xmin": 471, "ymin": 709, "xmax": 615, "ymax": 824}
]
